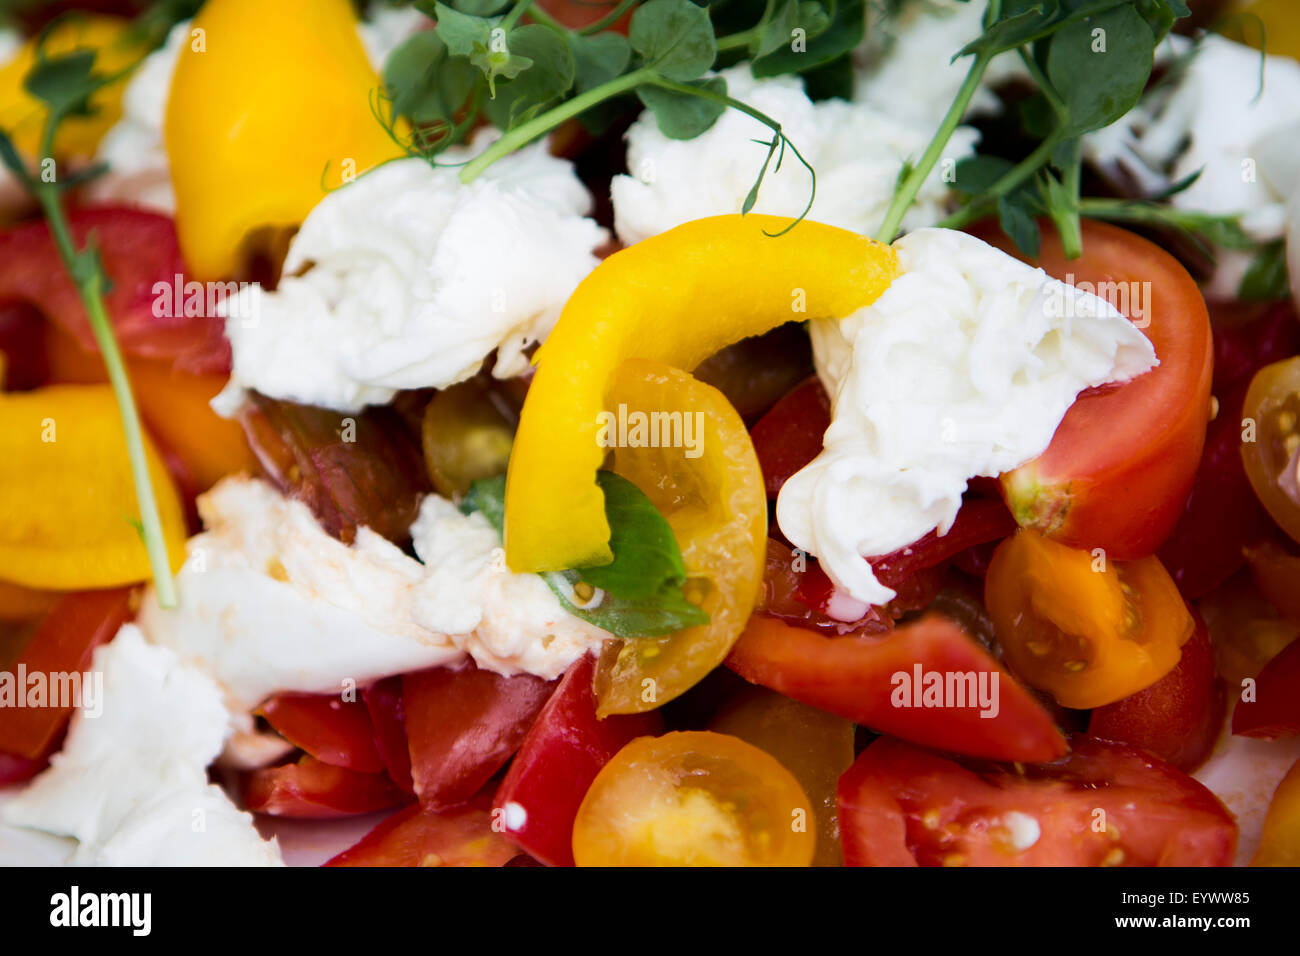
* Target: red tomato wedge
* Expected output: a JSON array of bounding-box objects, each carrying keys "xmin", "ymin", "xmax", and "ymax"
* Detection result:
[
  {"xmin": 324, "ymin": 796, "xmax": 518, "ymax": 867},
  {"xmin": 258, "ymin": 693, "xmax": 385, "ymax": 774},
  {"xmin": 751, "ymin": 376, "xmax": 831, "ymax": 499},
  {"xmin": 726, "ymin": 613, "xmax": 1067, "ymax": 763},
  {"xmin": 985, "ymin": 220, "xmax": 1214, "ymax": 559},
  {"xmin": 0, "ymin": 208, "xmax": 230, "ymax": 375},
  {"xmin": 363, "ymin": 676, "xmax": 414, "ymax": 793},
  {"xmin": 241, "ymin": 755, "xmax": 409, "ymax": 819},
  {"xmin": 838, "ymin": 735, "xmax": 1237, "ymax": 867},
  {"xmin": 0, "ymin": 748, "xmax": 49, "ymax": 785},
  {"xmin": 404, "ymin": 661, "xmax": 556, "ymax": 810},
  {"xmin": 1089, "ymin": 615, "xmax": 1225, "ymax": 772},
  {"xmin": 493, "ymin": 654, "xmax": 663, "ymax": 867},
  {"xmin": 1232, "ymin": 637, "xmax": 1300, "ymax": 739},
  {"xmin": 0, "ymin": 587, "xmax": 132, "ymax": 759}
]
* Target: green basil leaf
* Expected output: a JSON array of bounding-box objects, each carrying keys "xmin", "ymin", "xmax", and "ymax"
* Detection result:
[
  {"xmin": 578, "ymin": 471, "xmax": 686, "ymax": 599},
  {"xmin": 543, "ymin": 569, "xmax": 710, "ymax": 637},
  {"xmin": 629, "ymin": 0, "xmax": 717, "ymax": 82},
  {"xmin": 571, "ymin": 31, "xmax": 632, "ymax": 94},
  {"xmin": 751, "ymin": 0, "xmax": 864, "ymax": 77},
  {"xmin": 799, "ymin": 51, "xmax": 854, "ymax": 101},
  {"xmin": 1046, "ymin": 5, "xmax": 1155, "ymax": 136},
  {"xmin": 1239, "ymin": 241, "xmax": 1291, "ymax": 302},
  {"xmin": 459, "ymin": 475, "xmax": 507, "ymax": 530},
  {"xmin": 953, "ymin": 155, "xmax": 1015, "ymax": 196},
  {"xmin": 484, "ymin": 24, "xmax": 575, "ymax": 126},
  {"xmin": 636, "ymin": 76, "xmax": 727, "ymax": 139}
]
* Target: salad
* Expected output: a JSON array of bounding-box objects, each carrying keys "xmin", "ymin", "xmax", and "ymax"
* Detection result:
[{"xmin": 0, "ymin": 0, "xmax": 1298, "ymax": 869}]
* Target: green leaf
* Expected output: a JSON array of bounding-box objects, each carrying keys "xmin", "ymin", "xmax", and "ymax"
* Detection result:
[
  {"xmin": 433, "ymin": 1, "xmax": 494, "ymax": 56},
  {"xmin": 543, "ymin": 568, "xmax": 710, "ymax": 637},
  {"xmin": 751, "ymin": 0, "xmax": 864, "ymax": 77},
  {"xmin": 799, "ymin": 51, "xmax": 853, "ymax": 101},
  {"xmin": 460, "ymin": 476, "xmax": 507, "ymax": 531},
  {"xmin": 1239, "ymin": 241, "xmax": 1290, "ymax": 302},
  {"xmin": 953, "ymin": 155, "xmax": 1016, "ymax": 196},
  {"xmin": 450, "ymin": 0, "xmax": 512, "ymax": 14},
  {"xmin": 1134, "ymin": 0, "xmax": 1189, "ymax": 42},
  {"xmin": 957, "ymin": 0, "xmax": 1059, "ymax": 60},
  {"xmin": 629, "ymin": 0, "xmax": 717, "ymax": 82},
  {"xmin": 384, "ymin": 30, "xmax": 452, "ymax": 123},
  {"xmin": 23, "ymin": 48, "xmax": 103, "ymax": 118},
  {"xmin": 1046, "ymin": 5, "xmax": 1155, "ymax": 136},
  {"xmin": 754, "ymin": 0, "xmax": 799, "ymax": 58},
  {"xmin": 483, "ymin": 24, "xmax": 573, "ymax": 122},
  {"xmin": 636, "ymin": 76, "xmax": 727, "ymax": 139},
  {"xmin": 571, "ymin": 31, "xmax": 632, "ymax": 93},
  {"xmin": 998, "ymin": 191, "xmax": 1042, "ymax": 258},
  {"xmin": 0, "ymin": 127, "xmax": 30, "ymax": 185}
]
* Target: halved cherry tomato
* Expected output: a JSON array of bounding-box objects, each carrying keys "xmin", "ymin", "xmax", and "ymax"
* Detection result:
[
  {"xmin": 493, "ymin": 653, "xmax": 663, "ymax": 867},
  {"xmin": 726, "ymin": 613, "xmax": 1067, "ymax": 763},
  {"xmin": 241, "ymin": 755, "xmax": 409, "ymax": 818},
  {"xmin": 324, "ymin": 795, "xmax": 517, "ymax": 867},
  {"xmin": 984, "ymin": 220, "xmax": 1214, "ymax": 559},
  {"xmin": 1252, "ymin": 757, "xmax": 1300, "ymax": 867},
  {"xmin": 1232, "ymin": 636, "xmax": 1300, "ymax": 739},
  {"xmin": 760, "ymin": 537, "xmax": 891, "ymax": 636},
  {"xmin": 593, "ymin": 360, "xmax": 766, "ymax": 716},
  {"xmin": 1089, "ymin": 614, "xmax": 1224, "ymax": 772},
  {"xmin": 1198, "ymin": 570, "xmax": 1300, "ymax": 689},
  {"xmin": 0, "ymin": 588, "xmax": 133, "ymax": 759},
  {"xmin": 572, "ymin": 730, "xmax": 816, "ymax": 866},
  {"xmin": 750, "ymin": 376, "xmax": 831, "ymax": 500},
  {"xmin": 0, "ymin": 579, "xmax": 61, "ymax": 622},
  {"xmin": 421, "ymin": 377, "xmax": 517, "ymax": 499},
  {"xmin": 693, "ymin": 324, "xmax": 814, "ymax": 426},
  {"xmin": 403, "ymin": 661, "xmax": 556, "ymax": 810},
  {"xmin": 1241, "ymin": 356, "xmax": 1300, "ymax": 546},
  {"xmin": 0, "ymin": 748, "xmax": 47, "ymax": 786},
  {"xmin": 363, "ymin": 676, "xmax": 414, "ymax": 793},
  {"xmin": 838, "ymin": 735, "xmax": 1237, "ymax": 867},
  {"xmin": 1244, "ymin": 539, "xmax": 1300, "ymax": 622},
  {"xmin": 709, "ymin": 684, "xmax": 855, "ymax": 867},
  {"xmin": 258, "ymin": 693, "xmax": 385, "ymax": 774},
  {"xmin": 985, "ymin": 529, "xmax": 1194, "ymax": 709},
  {"xmin": 0, "ymin": 302, "xmax": 48, "ymax": 391}
]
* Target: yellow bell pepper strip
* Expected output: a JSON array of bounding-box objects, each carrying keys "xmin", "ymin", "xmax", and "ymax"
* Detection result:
[
  {"xmin": 165, "ymin": 0, "xmax": 406, "ymax": 280},
  {"xmin": 0, "ymin": 384, "xmax": 186, "ymax": 590},
  {"xmin": 0, "ymin": 16, "xmax": 142, "ymax": 163},
  {"xmin": 503, "ymin": 213, "xmax": 898, "ymax": 573},
  {"xmin": 1253, "ymin": 757, "xmax": 1300, "ymax": 866}
]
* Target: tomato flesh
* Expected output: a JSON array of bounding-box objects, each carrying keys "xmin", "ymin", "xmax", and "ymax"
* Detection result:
[
  {"xmin": 1241, "ymin": 356, "xmax": 1300, "ymax": 546},
  {"xmin": 325, "ymin": 795, "xmax": 517, "ymax": 867},
  {"xmin": 241, "ymin": 755, "xmax": 410, "ymax": 819},
  {"xmin": 258, "ymin": 692, "xmax": 385, "ymax": 774},
  {"xmin": 1232, "ymin": 636, "xmax": 1300, "ymax": 739}
]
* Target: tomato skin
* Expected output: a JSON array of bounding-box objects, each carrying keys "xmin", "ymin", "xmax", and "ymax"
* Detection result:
[
  {"xmin": 1244, "ymin": 540, "xmax": 1300, "ymax": 622},
  {"xmin": 987, "ymin": 220, "xmax": 1214, "ymax": 559},
  {"xmin": 726, "ymin": 613, "xmax": 1067, "ymax": 763},
  {"xmin": 693, "ymin": 324, "xmax": 814, "ymax": 425},
  {"xmin": 493, "ymin": 654, "xmax": 663, "ymax": 867},
  {"xmin": 0, "ymin": 747, "xmax": 48, "ymax": 785},
  {"xmin": 324, "ymin": 795, "xmax": 518, "ymax": 867},
  {"xmin": 750, "ymin": 376, "xmax": 831, "ymax": 500},
  {"xmin": 258, "ymin": 693, "xmax": 385, "ymax": 774},
  {"xmin": 838, "ymin": 735, "xmax": 1237, "ymax": 867},
  {"xmin": 1089, "ymin": 616, "xmax": 1225, "ymax": 772},
  {"xmin": 0, "ymin": 302, "xmax": 48, "ymax": 391},
  {"xmin": 1240, "ymin": 356, "xmax": 1300, "ymax": 546},
  {"xmin": 403, "ymin": 661, "xmax": 556, "ymax": 811},
  {"xmin": 1232, "ymin": 637, "xmax": 1300, "ymax": 739},
  {"xmin": 0, "ymin": 587, "xmax": 133, "ymax": 759},
  {"xmin": 363, "ymin": 676, "xmax": 414, "ymax": 793},
  {"xmin": 241, "ymin": 756, "xmax": 410, "ymax": 819},
  {"xmin": 1252, "ymin": 757, "xmax": 1300, "ymax": 867}
]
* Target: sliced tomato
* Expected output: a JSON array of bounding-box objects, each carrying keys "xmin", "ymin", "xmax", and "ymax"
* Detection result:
[
  {"xmin": 1244, "ymin": 539, "xmax": 1300, "ymax": 622},
  {"xmin": 0, "ymin": 302, "xmax": 48, "ymax": 391},
  {"xmin": 324, "ymin": 795, "xmax": 518, "ymax": 867},
  {"xmin": 0, "ymin": 587, "xmax": 133, "ymax": 759},
  {"xmin": 759, "ymin": 537, "xmax": 891, "ymax": 636},
  {"xmin": 572, "ymin": 730, "xmax": 816, "ymax": 866},
  {"xmin": 1198, "ymin": 570, "xmax": 1300, "ymax": 689},
  {"xmin": 363, "ymin": 676, "xmax": 414, "ymax": 793},
  {"xmin": 1241, "ymin": 356, "xmax": 1300, "ymax": 546},
  {"xmin": 1210, "ymin": 300, "xmax": 1300, "ymax": 396},
  {"xmin": 241, "ymin": 755, "xmax": 409, "ymax": 819},
  {"xmin": 750, "ymin": 376, "xmax": 831, "ymax": 500},
  {"xmin": 692, "ymin": 324, "xmax": 814, "ymax": 425},
  {"xmin": 0, "ymin": 208, "xmax": 230, "ymax": 375},
  {"xmin": 983, "ymin": 220, "xmax": 1214, "ymax": 560},
  {"xmin": 403, "ymin": 661, "xmax": 556, "ymax": 811},
  {"xmin": 867, "ymin": 496, "xmax": 1016, "ymax": 589},
  {"xmin": 493, "ymin": 653, "xmax": 663, "ymax": 867},
  {"xmin": 1232, "ymin": 636, "xmax": 1300, "ymax": 739},
  {"xmin": 985, "ymin": 529, "xmax": 1194, "ymax": 709},
  {"xmin": 258, "ymin": 693, "xmax": 385, "ymax": 774},
  {"xmin": 0, "ymin": 747, "xmax": 48, "ymax": 785},
  {"xmin": 1089, "ymin": 614, "xmax": 1224, "ymax": 772},
  {"xmin": 726, "ymin": 613, "xmax": 1067, "ymax": 763},
  {"xmin": 1252, "ymin": 757, "xmax": 1300, "ymax": 867},
  {"xmin": 838, "ymin": 735, "xmax": 1236, "ymax": 866}
]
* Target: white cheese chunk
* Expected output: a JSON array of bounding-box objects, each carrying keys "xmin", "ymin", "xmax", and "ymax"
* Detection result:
[{"xmin": 778, "ymin": 227, "xmax": 1158, "ymax": 606}]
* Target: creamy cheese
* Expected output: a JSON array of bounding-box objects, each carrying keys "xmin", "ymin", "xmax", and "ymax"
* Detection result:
[
  {"xmin": 1, "ymin": 626, "xmax": 284, "ymax": 866},
  {"xmin": 779, "ymin": 227, "xmax": 1158, "ymax": 606},
  {"xmin": 612, "ymin": 65, "xmax": 977, "ymax": 245},
  {"xmin": 213, "ymin": 134, "xmax": 606, "ymax": 413}
]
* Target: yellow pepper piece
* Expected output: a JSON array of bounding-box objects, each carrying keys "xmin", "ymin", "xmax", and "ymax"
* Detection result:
[
  {"xmin": 165, "ymin": 0, "xmax": 406, "ymax": 280},
  {"xmin": 0, "ymin": 16, "xmax": 142, "ymax": 161},
  {"xmin": 504, "ymin": 214, "xmax": 899, "ymax": 573},
  {"xmin": 0, "ymin": 385, "xmax": 186, "ymax": 590},
  {"xmin": 1253, "ymin": 757, "xmax": 1300, "ymax": 866}
]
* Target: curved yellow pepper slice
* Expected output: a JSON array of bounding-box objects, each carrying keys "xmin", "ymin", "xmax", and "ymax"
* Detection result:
[
  {"xmin": 0, "ymin": 385, "xmax": 187, "ymax": 590},
  {"xmin": 165, "ymin": 0, "xmax": 405, "ymax": 279},
  {"xmin": 504, "ymin": 214, "xmax": 899, "ymax": 573},
  {"xmin": 0, "ymin": 16, "xmax": 142, "ymax": 162}
]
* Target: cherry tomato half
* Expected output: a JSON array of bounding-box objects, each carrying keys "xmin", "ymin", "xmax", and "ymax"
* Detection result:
[{"xmin": 1241, "ymin": 356, "xmax": 1300, "ymax": 546}]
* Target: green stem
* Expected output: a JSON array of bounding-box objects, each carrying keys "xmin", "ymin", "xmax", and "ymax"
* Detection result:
[
  {"xmin": 524, "ymin": 3, "xmax": 566, "ymax": 29},
  {"xmin": 460, "ymin": 66, "xmax": 654, "ymax": 182},
  {"xmin": 715, "ymin": 26, "xmax": 761, "ymax": 52},
  {"xmin": 874, "ymin": 50, "xmax": 992, "ymax": 242},
  {"xmin": 502, "ymin": 0, "xmax": 534, "ymax": 31}
]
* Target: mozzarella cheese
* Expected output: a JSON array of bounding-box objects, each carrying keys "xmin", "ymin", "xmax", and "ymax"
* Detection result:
[
  {"xmin": 612, "ymin": 65, "xmax": 977, "ymax": 246},
  {"xmin": 213, "ymin": 135, "xmax": 606, "ymax": 413},
  {"xmin": 1, "ymin": 626, "xmax": 284, "ymax": 866},
  {"xmin": 779, "ymin": 227, "xmax": 1158, "ymax": 606}
]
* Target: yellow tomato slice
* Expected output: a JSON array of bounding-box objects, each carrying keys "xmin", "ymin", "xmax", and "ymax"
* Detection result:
[
  {"xmin": 592, "ymin": 359, "xmax": 766, "ymax": 716},
  {"xmin": 1254, "ymin": 757, "xmax": 1300, "ymax": 866},
  {"xmin": 504, "ymin": 214, "xmax": 898, "ymax": 573},
  {"xmin": 0, "ymin": 385, "xmax": 187, "ymax": 589},
  {"xmin": 572, "ymin": 731, "xmax": 816, "ymax": 867}
]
